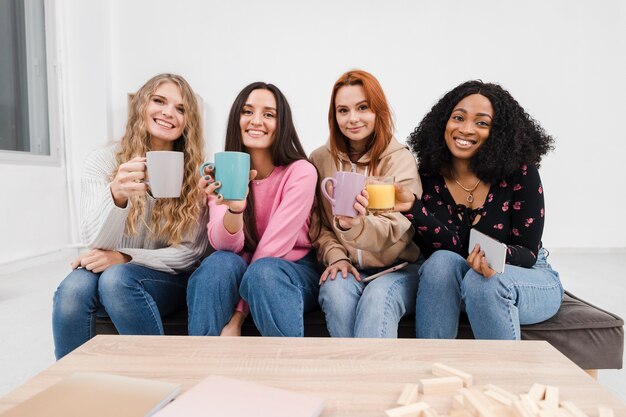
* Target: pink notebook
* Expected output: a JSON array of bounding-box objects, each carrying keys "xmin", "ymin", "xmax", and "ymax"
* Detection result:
[{"xmin": 154, "ymin": 375, "xmax": 324, "ymax": 417}]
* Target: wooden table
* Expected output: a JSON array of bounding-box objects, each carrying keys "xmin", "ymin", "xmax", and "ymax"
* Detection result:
[{"xmin": 1, "ymin": 336, "xmax": 624, "ymax": 416}]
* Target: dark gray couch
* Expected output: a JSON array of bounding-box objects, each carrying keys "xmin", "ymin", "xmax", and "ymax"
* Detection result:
[{"xmin": 95, "ymin": 290, "xmax": 623, "ymax": 371}]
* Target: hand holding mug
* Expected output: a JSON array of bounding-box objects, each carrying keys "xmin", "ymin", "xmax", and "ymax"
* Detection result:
[
  {"xmin": 216, "ymin": 169, "xmax": 257, "ymax": 213},
  {"xmin": 199, "ymin": 163, "xmax": 257, "ymax": 212},
  {"xmin": 393, "ymin": 182, "xmax": 417, "ymax": 212},
  {"xmin": 321, "ymin": 171, "xmax": 366, "ymax": 217},
  {"xmin": 199, "ymin": 163, "xmax": 219, "ymax": 195},
  {"xmin": 335, "ymin": 189, "xmax": 369, "ymax": 229},
  {"xmin": 110, "ymin": 156, "xmax": 147, "ymax": 207}
]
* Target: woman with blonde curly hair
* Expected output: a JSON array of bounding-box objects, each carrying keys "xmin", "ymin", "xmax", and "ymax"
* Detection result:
[{"xmin": 52, "ymin": 73, "xmax": 209, "ymax": 359}]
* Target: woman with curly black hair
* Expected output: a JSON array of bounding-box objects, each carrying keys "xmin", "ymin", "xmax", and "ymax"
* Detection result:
[{"xmin": 394, "ymin": 80, "xmax": 563, "ymax": 340}]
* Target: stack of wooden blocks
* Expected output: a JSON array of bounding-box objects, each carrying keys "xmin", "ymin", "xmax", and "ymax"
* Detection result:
[{"xmin": 385, "ymin": 363, "xmax": 615, "ymax": 417}]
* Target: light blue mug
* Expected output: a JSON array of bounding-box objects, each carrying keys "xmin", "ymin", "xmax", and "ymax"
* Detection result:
[{"xmin": 200, "ymin": 151, "xmax": 250, "ymax": 201}]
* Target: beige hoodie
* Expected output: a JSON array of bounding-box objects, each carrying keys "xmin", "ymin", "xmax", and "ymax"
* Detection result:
[{"xmin": 309, "ymin": 138, "xmax": 422, "ymax": 269}]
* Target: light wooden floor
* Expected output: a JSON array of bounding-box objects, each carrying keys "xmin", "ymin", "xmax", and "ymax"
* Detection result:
[{"xmin": 0, "ymin": 249, "xmax": 624, "ymax": 402}]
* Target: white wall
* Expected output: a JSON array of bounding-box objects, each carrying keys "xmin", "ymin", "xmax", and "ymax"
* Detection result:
[
  {"xmin": 0, "ymin": 164, "xmax": 69, "ymax": 263},
  {"xmin": 2, "ymin": 0, "xmax": 625, "ymax": 264},
  {"xmin": 106, "ymin": 0, "xmax": 626, "ymax": 249}
]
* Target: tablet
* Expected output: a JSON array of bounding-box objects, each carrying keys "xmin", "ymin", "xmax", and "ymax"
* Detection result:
[{"xmin": 468, "ymin": 228, "xmax": 506, "ymax": 273}]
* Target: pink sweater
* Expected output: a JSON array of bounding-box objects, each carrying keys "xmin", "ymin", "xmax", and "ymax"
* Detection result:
[{"xmin": 207, "ymin": 159, "xmax": 317, "ymax": 264}]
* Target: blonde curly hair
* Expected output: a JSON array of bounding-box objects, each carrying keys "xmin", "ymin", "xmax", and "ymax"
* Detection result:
[{"xmin": 112, "ymin": 73, "xmax": 204, "ymax": 245}]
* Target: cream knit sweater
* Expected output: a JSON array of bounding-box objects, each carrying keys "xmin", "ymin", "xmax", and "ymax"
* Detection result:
[{"xmin": 79, "ymin": 146, "xmax": 209, "ymax": 275}]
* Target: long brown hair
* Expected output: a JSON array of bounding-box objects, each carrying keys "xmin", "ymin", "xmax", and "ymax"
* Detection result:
[
  {"xmin": 224, "ymin": 82, "xmax": 307, "ymax": 253},
  {"xmin": 112, "ymin": 73, "xmax": 204, "ymax": 245},
  {"xmin": 328, "ymin": 70, "xmax": 394, "ymax": 175}
]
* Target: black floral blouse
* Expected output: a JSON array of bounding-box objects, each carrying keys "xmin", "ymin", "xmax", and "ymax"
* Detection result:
[{"xmin": 404, "ymin": 164, "xmax": 545, "ymax": 268}]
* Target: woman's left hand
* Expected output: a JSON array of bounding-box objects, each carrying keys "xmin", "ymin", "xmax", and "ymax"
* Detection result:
[
  {"xmin": 466, "ymin": 244, "xmax": 496, "ymax": 278},
  {"xmin": 70, "ymin": 249, "xmax": 130, "ymax": 273},
  {"xmin": 336, "ymin": 189, "xmax": 369, "ymax": 229}
]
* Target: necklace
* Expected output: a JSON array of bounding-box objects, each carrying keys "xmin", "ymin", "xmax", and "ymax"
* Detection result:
[{"xmin": 453, "ymin": 176, "xmax": 481, "ymax": 203}]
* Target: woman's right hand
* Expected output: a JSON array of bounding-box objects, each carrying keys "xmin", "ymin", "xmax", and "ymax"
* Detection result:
[
  {"xmin": 110, "ymin": 156, "xmax": 147, "ymax": 208},
  {"xmin": 319, "ymin": 259, "xmax": 361, "ymax": 284},
  {"xmin": 393, "ymin": 182, "xmax": 417, "ymax": 212}
]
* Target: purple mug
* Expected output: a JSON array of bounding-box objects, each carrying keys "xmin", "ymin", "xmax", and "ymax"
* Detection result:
[{"xmin": 320, "ymin": 171, "xmax": 366, "ymax": 217}]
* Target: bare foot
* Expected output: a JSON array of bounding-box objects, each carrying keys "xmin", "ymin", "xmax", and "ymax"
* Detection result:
[{"xmin": 220, "ymin": 311, "xmax": 245, "ymax": 336}]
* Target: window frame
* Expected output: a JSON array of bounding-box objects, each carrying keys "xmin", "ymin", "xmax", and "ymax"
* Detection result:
[{"xmin": 0, "ymin": 0, "xmax": 63, "ymax": 166}]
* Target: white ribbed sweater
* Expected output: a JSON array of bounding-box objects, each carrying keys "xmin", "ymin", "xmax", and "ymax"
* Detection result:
[{"xmin": 79, "ymin": 146, "xmax": 209, "ymax": 274}]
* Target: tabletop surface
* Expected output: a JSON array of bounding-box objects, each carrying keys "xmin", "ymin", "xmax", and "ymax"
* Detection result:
[{"xmin": 1, "ymin": 335, "xmax": 624, "ymax": 416}]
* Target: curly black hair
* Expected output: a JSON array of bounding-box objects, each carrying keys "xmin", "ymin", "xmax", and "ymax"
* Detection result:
[{"xmin": 407, "ymin": 80, "xmax": 555, "ymax": 184}]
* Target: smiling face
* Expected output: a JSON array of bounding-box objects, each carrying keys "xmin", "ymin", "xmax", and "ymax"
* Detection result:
[
  {"xmin": 334, "ymin": 85, "xmax": 376, "ymax": 144},
  {"xmin": 239, "ymin": 88, "xmax": 277, "ymax": 150},
  {"xmin": 144, "ymin": 81, "xmax": 185, "ymax": 150},
  {"xmin": 444, "ymin": 93, "xmax": 493, "ymax": 160}
]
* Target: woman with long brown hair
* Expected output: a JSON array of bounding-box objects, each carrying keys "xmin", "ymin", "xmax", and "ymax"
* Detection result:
[
  {"xmin": 52, "ymin": 73, "xmax": 209, "ymax": 359},
  {"xmin": 187, "ymin": 82, "xmax": 319, "ymax": 337},
  {"xmin": 310, "ymin": 70, "xmax": 422, "ymax": 337}
]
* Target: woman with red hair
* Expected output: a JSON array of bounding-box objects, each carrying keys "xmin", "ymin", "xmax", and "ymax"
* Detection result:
[{"xmin": 309, "ymin": 70, "xmax": 422, "ymax": 337}]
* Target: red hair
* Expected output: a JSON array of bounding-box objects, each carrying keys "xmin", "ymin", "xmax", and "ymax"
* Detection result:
[{"xmin": 328, "ymin": 70, "xmax": 393, "ymax": 175}]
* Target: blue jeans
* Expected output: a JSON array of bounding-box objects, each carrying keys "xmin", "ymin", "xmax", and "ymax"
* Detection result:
[
  {"xmin": 318, "ymin": 262, "xmax": 421, "ymax": 338},
  {"xmin": 52, "ymin": 264, "xmax": 188, "ymax": 359},
  {"xmin": 415, "ymin": 249, "xmax": 563, "ymax": 340},
  {"xmin": 187, "ymin": 250, "xmax": 320, "ymax": 337}
]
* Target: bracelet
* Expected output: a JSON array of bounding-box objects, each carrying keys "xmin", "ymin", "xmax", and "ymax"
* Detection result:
[{"xmin": 228, "ymin": 206, "xmax": 246, "ymax": 215}]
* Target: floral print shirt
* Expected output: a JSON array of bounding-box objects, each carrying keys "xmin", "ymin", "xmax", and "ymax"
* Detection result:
[{"xmin": 404, "ymin": 164, "xmax": 545, "ymax": 268}]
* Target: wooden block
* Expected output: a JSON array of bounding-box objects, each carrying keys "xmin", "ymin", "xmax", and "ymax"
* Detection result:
[
  {"xmin": 452, "ymin": 394, "xmax": 465, "ymax": 410},
  {"xmin": 472, "ymin": 389, "xmax": 499, "ymax": 409},
  {"xmin": 450, "ymin": 410, "xmax": 475, "ymax": 417},
  {"xmin": 424, "ymin": 407, "xmax": 440, "ymax": 417},
  {"xmin": 385, "ymin": 401, "xmax": 430, "ymax": 417},
  {"xmin": 420, "ymin": 376, "xmax": 463, "ymax": 394},
  {"xmin": 512, "ymin": 399, "xmax": 535, "ymax": 417},
  {"xmin": 484, "ymin": 384, "xmax": 519, "ymax": 403},
  {"xmin": 541, "ymin": 386, "xmax": 559, "ymax": 409},
  {"xmin": 397, "ymin": 383, "xmax": 420, "ymax": 405},
  {"xmin": 484, "ymin": 389, "xmax": 513, "ymax": 406},
  {"xmin": 520, "ymin": 394, "xmax": 540, "ymax": 414},
  {"xmin": 492, "ymin": 404, "xmax": 518, "ymax": 417},
  {"xmin": 554, "ymin": 408, "xmax": 575, "ymax": 417},
  {"xmin": 560, "ymin": 401, "xmax": 589, "ymax": 417},
  {"xmin": 598, "ymin": 406, "xmax": 614, "ymax": 417},
  {"xmin": 432, "ymin": 362, "xmax": 473, "ymax": 387},
  {"xmin": 528, "ymin": 383, "xmax": 547, "ymax": 401},
  {"xmin": 459, "ymin": 388, "xmax": 498, "ymax": 417}
]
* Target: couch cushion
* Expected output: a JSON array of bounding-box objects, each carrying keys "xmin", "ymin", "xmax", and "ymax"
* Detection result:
[{"xmin": 519, "ymin": 291, "xmax": 623, "ymax": 369}]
